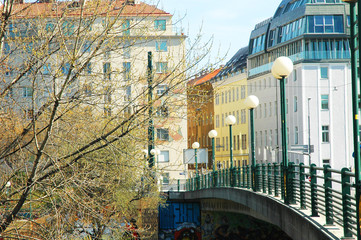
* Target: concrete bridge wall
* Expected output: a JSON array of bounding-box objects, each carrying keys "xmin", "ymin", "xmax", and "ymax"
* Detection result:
[{"xmin": 169, "ymin": 188, "xmax": 341, "ymax": 240}]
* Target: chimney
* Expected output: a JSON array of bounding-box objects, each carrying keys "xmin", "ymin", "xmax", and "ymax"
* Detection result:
[
  {"xmin": 126, "ymin": 0, "xmax": 134, "ymax": 5},
  {"xmin": 14, "ymin": 0, "xmax": 24, "ymax": 4}
]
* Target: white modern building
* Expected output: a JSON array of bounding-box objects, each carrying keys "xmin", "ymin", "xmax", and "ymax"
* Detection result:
[{"xmin": 247, "ymin": 0, "xmax": 353, "ymax": 170}]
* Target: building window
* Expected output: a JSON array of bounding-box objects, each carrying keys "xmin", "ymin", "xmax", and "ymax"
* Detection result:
[
  {"xmin": 293, "ymin": 69, "xmax": 297, "ymax": 81},
  {"xmin": 158, "ymin": 150, "xmax": 169, "ymax": 162},
  {"xmin": 157, "ymin": 128, "xmax": 169, "ymax": 141},
  {"xmin": 294, "ymin": 96, "xmax": 298, "ymax": 112},
  {"xmin": 307, "ymin": 15, "xmax": 344, "ymax": 34},
  {"xmin": 260, "ymin": 131, "xmax": 263, "ymax": 146},
  {"xmin": 82, "ymin": 41, "xmax": 91, "ymax": 53},
  {"xmin": 241, "ymin": 109, "xmax": 246, "ymax": 124},
  {"xmin": 156, "ymin": 105, "xmax": 168, "ymax": 117},
  {"xmin": 43, "ymin": 63, "xmax": 51, "ymax": 75},
  {"xmin": 61, "ymin": 62, "xmax": 71, "ymax": 75},
  {"xmin": 215, "ymin": 94, "xmax": 219, "ymax": 105},
  {"xmin": 156, "ymin": 40, "xmax": 167, "ymax": 51},
  {"xmin": 236, "ymin": 111, "xmax": 240, "ymax": 124},
  {"xmin": 286, "ymin": 99, "xmax": 288, "ymax": 114},
  {"xmin": 123, "ymin": 41, "xmax": 131, "ymax": 58},
  {"xmin": 323, "ymin": 159, "xmax": 330, "ymax": 165},
  {"xmin": 242, "ymin": 134, "xmax": 247, "ymax": 149},
  {"xmin": 264, "ymin": 103, "xmax": 267, "ymax": 118},
  {"xmin": 23, "ymin": 87, "xmax": 33, "ymax": 98},
  {"xmin": 269, "ymin": 102, "xmax": 272, "ymax": 117},
  {"xmin": 321, "ymin": 94, "xmax": 329, "ymax": 110},
  {"xmin": 221, "ymin": 92, "xmax": 224, "ymax": 104},
  {"xmin": 320, "ymin": 67, "xmax": 328, "ymax": 79},
  {"xmin": 156, "ymin": 84, "xmax": 168, "ymax": 96},
  {"xmin": 265, "ymin": 130, "xmax": 268, "ymax": 146},
  {"xmin": 216, "ymin": 115, "xmax": 220, "ymax": 128},
  {"xmin": 216, "ymin": 138, "xmax": 220, "ymax": 152},
  {"xmin": 269, "ymin": 130, "xmax": 273, "ymax": 146},
  {"xmin": 162, "ymin": 173, "xmax": 169, "ymax": 185},
  {"xmin": 322, "ymin": 126, "xmax": 329, "ymax": 143},
  {"xmin": 155, "ymin": 19, "xmax": 166, "ymax": 30},
  {"xmin": 241, "ymin": 85, "xmax": 246, "ymax": 99},
  {"xmin": 122, "ymin": 19, "xmax": 130, "ymax": 36},
  {"xmin": 222, "ymin": 114, "xmax": 224, "ymax": 127},
  {"xmin": 295, "ymin": 126, "xmax": 299, "ymax": 144},
  {"xmin": 225, "ymin": 91, "xmax": 228, "ymax": 103},
  {"xmin": 123, "ymin": 62, "xmax": 131, "ymax": 81},
  {"xmin": 274, "ymin": 101, "xmax": 277, "ymax": 116},
  {"xmin": 156, "ymin": 62, "xmax": 168, "ymax": 73},
  {"xmin": 103, "ymin": 62, "xmax": 111, "ymax": 80}
]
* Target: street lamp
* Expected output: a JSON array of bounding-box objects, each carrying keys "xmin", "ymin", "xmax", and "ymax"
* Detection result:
[
  {"xmin": 225, "ymin": 115, "xmax": 236, "ymax": 186},
  {"xmin": 342, "ymin": 1, "xmax": 361, "ymax": 237},
  {"xmin": 192, "ymin": 142, "xmax": 200, "ymax": 189},
  {"xmin": 245, "ymin": 95, "xmax": 259, "ymax": 192},
  {"xmin": 272, "ymin": 56, "xmax": 293, "ymax": 205},
  {"xmin": 150, "ymin": 149, "xmax": 161, "ymax": 189},
  {"xmin": 208, "ymin": 129, "xmax": 218, "ymax": 187},
  {"xmin": 150, "ymin": 149, "xmax": 161, "ymax": 168}
]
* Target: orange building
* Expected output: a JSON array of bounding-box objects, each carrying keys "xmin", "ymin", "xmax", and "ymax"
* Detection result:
[{"xmin": 187, "ymin": 69, "xmax": 221, "ymax": 171}]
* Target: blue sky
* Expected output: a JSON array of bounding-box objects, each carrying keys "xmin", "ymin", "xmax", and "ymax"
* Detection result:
[{"xmin": 157, "ymin": 0, "xmax": 281, "ymax": 65}]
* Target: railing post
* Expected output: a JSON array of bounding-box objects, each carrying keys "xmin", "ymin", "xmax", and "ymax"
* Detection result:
[
  {"xmin": 255, "ymin": 164, "xmax": 260, "ymax": 191},
  {"xmin": 262, "ymin": 164, "xmax": 266, "ymax": 193},
  {"xmin": 299, "ymin": 163, "xmax": 306, "ymax": 209},
  {"xmin": 288, "ymin": 162, "xmax": 296, "ymax": 204},
  {"xmin": 222, "ymin": 169, "xmax": 225, "ymax": 187},
  {"xmin": 341, "ymin": 168, "xmax": 352, "ymax": 238},
  {"xmin": 323, "ymin": 164, "xmax": 333, "ymax": 225},
  {"xmin": 310, "ymin": 164, "xmax": 318, "ymax": 217},
  {"xmin": 242, "ymin": 165, "xmax": 246, "ymax": 188},
  {"xmin": 237, "ymin": 166, "xmax": 241, "ymax": 187},
  {"xmin": 274, "ymin": 163, "xmax": 279, "ymax": 197},
  {"xmin": 268, "ymin": 163, "xmax": 272, "ymax": 195},
  {"xmin": 247, "ymin": 165, "xmax": 250, "ymax": 189}
]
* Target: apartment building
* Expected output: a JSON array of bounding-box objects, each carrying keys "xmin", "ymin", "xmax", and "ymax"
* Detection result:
[
  {"xmin": 1, "ymin": 0, "xmax": 187, "ymax": 188},
  {"xmin": 247, "ymin": 0, "xmax": 353, "ymax": 170}
]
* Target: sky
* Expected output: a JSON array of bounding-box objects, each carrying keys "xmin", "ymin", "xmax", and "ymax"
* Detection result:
[{"xmin": 157, "ymin": 0, "xmax": 282, "ymax": 65}]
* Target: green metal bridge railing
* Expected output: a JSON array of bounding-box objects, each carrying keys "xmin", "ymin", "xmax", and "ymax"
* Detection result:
[{"xmin": 180, "ymin": 163, "xmax": 358, "ymax": 239}]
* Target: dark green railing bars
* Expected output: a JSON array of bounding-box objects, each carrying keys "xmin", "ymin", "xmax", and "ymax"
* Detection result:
[{"xmin": 182, "ymin": 163, "xmax": 359, "ymax": 239}]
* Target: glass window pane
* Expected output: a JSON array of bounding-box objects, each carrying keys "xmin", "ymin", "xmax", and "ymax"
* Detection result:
[
  {"xmin": 324, "ymin": 16, "xmax": 333, "ymax": 25},
  {"xmin": 315, "ymin": 16, "xmax": 324, "ymax": 25}
]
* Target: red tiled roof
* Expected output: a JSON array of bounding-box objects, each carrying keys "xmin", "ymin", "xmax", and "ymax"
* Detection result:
[
  {"xmin": 189, "ymin": 68, "xmax": 221, "ymax": 86},
  {"xmin": 8, "ymin": 0, "xmax": 171, "ymax": 19}
]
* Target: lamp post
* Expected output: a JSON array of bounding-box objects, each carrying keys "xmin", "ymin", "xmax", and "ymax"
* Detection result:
[
  {"xmin": 208, "ymin": 129, "xmax": 218, "ymax": 187},
  {"xmin": 192, "ymin": 142, "xmax": 200, "ymax": 189},
  {"xmin": 342, "ymin": 1, "xmax": 361, "ymax": 238},
  {"xmin": 147, "ymin": 52, "xmax": 155, "ymax": 168},
  {"xmin": 150, "ymin": 149, "xmax": 161, "ymax": 189},
  {"xmin": 225, "ymin": 115, "xmax": 236, "ymax": 186},
  {"xmin": 245, "ymin": 95, "xmax": 260, "ymax": 192},
  {"xmin": 271, "ymin": 56, "xmax": 293, "ymax": 205}
]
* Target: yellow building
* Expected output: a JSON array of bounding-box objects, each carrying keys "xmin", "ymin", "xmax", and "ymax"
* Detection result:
[{"xmin": 212, "ymin": 47, "xmax": 249, "ymax": 168}]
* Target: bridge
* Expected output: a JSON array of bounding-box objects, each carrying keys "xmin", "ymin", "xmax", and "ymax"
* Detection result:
[{"xmin": 168, "ymin": 163, "xmax": 359, "ymax": 240}]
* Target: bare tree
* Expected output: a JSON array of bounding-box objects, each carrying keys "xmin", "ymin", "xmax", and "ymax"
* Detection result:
[{"xmin": 0, "ymin": 0, "xmax": 213, "ymax": 239}]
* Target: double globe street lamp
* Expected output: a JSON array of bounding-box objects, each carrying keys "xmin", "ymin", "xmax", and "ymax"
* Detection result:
[
  {"xmin": 271, "ymin": 56, "xmax": 294, "ymax": 205},
  {"xmin": 245, "ymin": 95, "xmax": 259, "ymax": 192}
]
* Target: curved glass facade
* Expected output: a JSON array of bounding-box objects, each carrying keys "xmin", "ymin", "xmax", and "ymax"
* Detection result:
[{"xmin": 248, "ymin": 0, "xmax": 349, "ymax": 77}]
